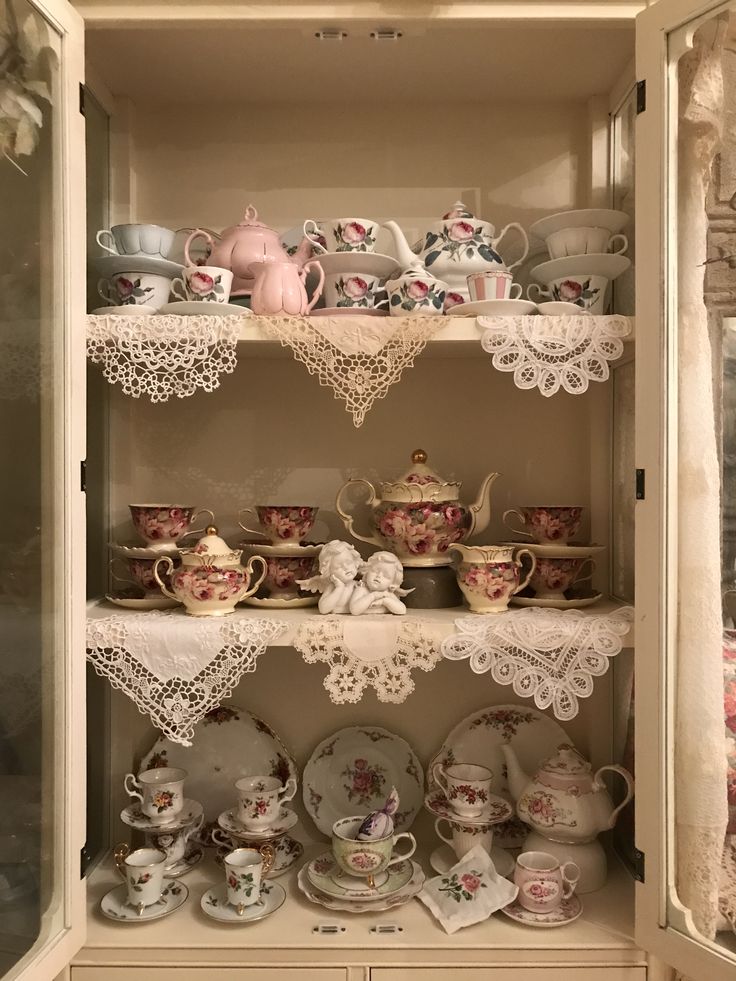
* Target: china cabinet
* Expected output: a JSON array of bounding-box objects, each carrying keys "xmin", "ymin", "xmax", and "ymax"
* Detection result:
[{"xmin": 3, "ymin": 1, "xmax": 736, "ymax": 980}]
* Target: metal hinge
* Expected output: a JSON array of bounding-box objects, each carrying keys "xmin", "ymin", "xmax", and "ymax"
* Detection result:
[
  {"xmin": 80, "ymin": 459, "xmax": 87, "ymax": 493},
  {"xmin": 80, "ymin": 843, "xmax": 93, "ymax": 879},
  {"xmin": 633, "ymin": 847, "xmax": 645, "ymax": 883},
  {"xmin": 635, "ymin": 468, "xmax": 645, "ymax": 500},
  {"xmin": 79, "ymin": 82, "xmax": 86, "ymax": 116},
  {"xmin": 636, "ymin": 79, "xmax": 646, "ymax": 114}
]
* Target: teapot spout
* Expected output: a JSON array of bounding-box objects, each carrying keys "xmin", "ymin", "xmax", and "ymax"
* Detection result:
[
  {"xmin": 501, "ymin": 744, "xmax": 530, "ymax": 804},
  {"xmin": 383, "ymin": 219, "xmax": 422, "ymax": 272},
  {"xmin": 467, "ymin": 472, "xmax": 500, "ymax": 537}
]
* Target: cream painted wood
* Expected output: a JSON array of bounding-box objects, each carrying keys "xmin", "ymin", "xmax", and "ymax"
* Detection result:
[
  {"xmin": 371, "ymin": 970, "xmax": 646, "ymax": 981},
  {"xmin": 72, "ymin": 971, "xmax": 346, "ymax": 980}
]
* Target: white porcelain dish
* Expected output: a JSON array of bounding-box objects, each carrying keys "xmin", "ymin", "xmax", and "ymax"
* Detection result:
[
  {"xmin": 156, "ymin": 300, "xmax": 251, "ymax": 316},
  {"xmin": 306, "ymin": 852, "xmax": 414, "ymax": 901},
  {"xmin": 529, "ymin": 209, "xmax": 629, "ymax": 240},
  {"xmin": 238, "ymin": 541, "xmax": 324, "ymax": 556},
  {"xmin": 242, "ymin": 595, "xmax": 317, "ymax": 609},
  {"xmin": 531, "ymin": 253, "xmax": 630, "ymax": 284},
  {"xmin": 424, "ymin": 790, "xmax": 514, "ymax": 827},
  {"xmin": 90, "ymin": 254, "xmax": 184, "ymax": 280},
  {"xmin": 200, "ymin": 881, "xmax": 285, "ymax": 923},
  {"xmin": 120, "ymin": 799, "xmax": 204, "ymax": 833},
  {"xmin": 105, "ymin": 594, "xmax": 179, "ymax": 611},
  {"xmin": 100, "ymin": 879, "xmax": 188, "ymax": 923},
  {"xmin": 499, "ymin": 542, "xmax": 606, "ymax": 559},
  {"xmin": 511, "ymin": 592, "xmax": 604, "ymax": 609},
  {"xmin": 456, "ymin": 299, "xmax": 537, "ymax": 317},
  {"xmin": 91, "ymin": 304, "xmax": 158, "ymax": 316},
  {"xmin": 297, "ymin": 861, "xmax": 424, "ymax": 913},
  {"xmin": 500, "ymin": 893, "xmax": 583, "ymax": 928},
  {"xmin": 217, "ymin": 806, "xmax": 298, "ymax": 841},
  {"xmin": 109, "ymin": 543, "xmax": 179, "ymax": 559}
]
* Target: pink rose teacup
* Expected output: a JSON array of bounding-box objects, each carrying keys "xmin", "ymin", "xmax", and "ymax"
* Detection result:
[
  {"xmin": 238, "ymin": 505, "xmax": 318, "ymax": 544},
  {"xmin": 110, "ymin": 555, "xmax": 167, "ymax": 595},
  {"xmin": 129, "ymin": 504, "xmax": 215, "ymax": 551},
  {"xmin": 262, "ymin": 555, "xmax": 318, "ymax": 599},
  {"xmin": 171, "ymin": 265, "xmax": 234, "ymax": 304},
  {"xmin": 514, "ymin": 851, "xmax": 580, "ymax": 914},
  {"xmin": 431, "ymin": 762, "xmax": 493, "ymax": 818},
  {"xmin": 449, "ymin": 543, "xmax": 537, "ymax": 614},
  {"xmin": 502, "ymin": 506, "xmax": 584, "ymax": 545},
  {"xmin": 529, "ymin": 556, "xmax": 596, "ymax": 599},
  {"xmin": 527, "ymin": 275, "xmax": 608, "ymax": 314},
  {"xmin": 304, "ymin": 217, "xmax": 378, "ymax": 254},
  {"xmin": 322, "ymin": 272, "xmax": 388, "ymax": 310}
]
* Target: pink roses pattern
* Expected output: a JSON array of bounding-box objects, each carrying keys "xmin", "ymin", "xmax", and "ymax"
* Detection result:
[
  {"xmin": 390, "ymin": 277, "xmax": 445, "ymax": 313},
  {"xmin": 186, "ymin": 269, "xmax": 226, "ymax": 301},
  {"xmin": 342, "ymin": 757, "xmax": 386, "ymax": 806},
  {"xmin": 376, "ymin": 502, "xmax": 469, "ymax": 558},
  {"xmin": 335, "ymin": 221, "xmax": 376, "ymax": 251},
  {"xmin": 421, "ymin": 221, "xmax": 502, "ymax": 270},
  {"xmin": 459, "ymin": 561, "xmax": 518, "ymax": 602},
  {"xmin": 552, "ymin": 278, "xmax": 600, "ymax": 309},
  {"xmin": 521, "ymin": 790, "xmax": 578, "ymax": 829},
  {"xmin": 171, "ymin": 566, "xmax": 245, "ymax": 604},
  {"xmin": 130, "ymin": 506, "xmax": 194, "ymax": 544},
  {"xmin": 114, "ymin": 275, "xmax": 154, "ymax": 305},
  {"xmin": 438, "ymin": 868, "xmax": 488, "ymax": 902},
  {"xmin": 334, "ymin": 275, "xmax": 386, "ymax": 309},
  {"xmin": 258, "ymin": 506, "xmax": 316, "ymax": 542}
]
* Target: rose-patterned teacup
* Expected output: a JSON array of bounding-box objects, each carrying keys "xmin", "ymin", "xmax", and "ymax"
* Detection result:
[
  {"xmin": 235, "ymin": 775, "xmax": 297, "ymax": 832},
  {"xmin": 97, "ymin": 272, "xmax": 172, "ymax": 310},
  {"xmin": 448, "ymin": 543, "xmax": 537, "ymax": 614},
  {"xmin": 171, "ymin": 265, "xmax": 234, "ymax": 304},
  {"xmin": 467, "ymin": 270, "xmax": 522, "ymax": 302},
  {"xmin": 129, "ymin": 505, "xmax": 215, "ymax": 551},
  {"xmin": 262, "ymin": 554, "xmax": 318, "ymax": 598},
  {"xmin": 109, "ymin": 555, "xmax": 169, "ymax": 596},
  {"xmin": 529, "ymin": 556, "xmax": 596, "ymax": 599},
  {"xmin": 145, "ymin": 813, "xmax": 203, "ymax": 869},
  {"xmin": 323, "ymin": 272, "xmax": 388, "ymax": 310},
  {"xmin": 435, "ymin": 817, "xmax": 493, "ymax": 860},
  {"xmin": 238, "ymin": 505, "xmax": 318, "ymax": 544},
  {"xmin": 114, "ymin": 845, "xmax": 167, "ymax": 913},
  {"xmin": 527, "ymin": 275, "xmax": 609, "ymax": 314},
  {"xmin": 331, "ymin": 816, "xmax": 416, "ymax": 884},
  {"xmin": 224, "ymin": 846, "xmax": 274, "ymax": 915},
  {"xmin": 444, "ymin": 291, "xmax": 466, "ymax": 312},
  {"xmin": 304, "ymin": 217, "xmax": 378, "ymax": 253},
  {"xmin": 431, "ymin": 762, "xmax": 492, "ymax": 818},
  {"xmin": 124, "ymin": 767, "xmax": 187, "ymax": 826},
  {"xmin": 502, "ymin": 506, "xmax": 584, "ymax": 545},
  {"xmin": 514, "ymin": 850, "xmax": 580, "ymax": 914},
  {"xmin": 386, "ymin": 272, "xmax": 446, "ymax": 316}
]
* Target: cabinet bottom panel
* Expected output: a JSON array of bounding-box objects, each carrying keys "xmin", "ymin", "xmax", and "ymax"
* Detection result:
[
  {"xmin": 371, "ymin": 970, "xmax": 647, "ymax": 981},
  {"xmin": 71, "ymin": 971, "xmax": 347, "ymax": 981}
]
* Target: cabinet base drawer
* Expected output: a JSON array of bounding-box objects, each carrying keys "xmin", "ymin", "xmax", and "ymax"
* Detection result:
[
  {"xmin": 72, "ymin": 971, "xmax": 346, "ymax": 981},
  {"xmin": 372, "ymin": 970, "xmax": 646, "ymax": 981}
]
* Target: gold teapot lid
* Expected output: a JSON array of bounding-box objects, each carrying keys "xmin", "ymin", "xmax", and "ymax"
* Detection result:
[
  {"xmin": 399, "ymin": 449, "xmax": 448, "ymax": 486},
  {"xmin": 379, "ymin": 449, "xmax": 462, "ymax": 503}
]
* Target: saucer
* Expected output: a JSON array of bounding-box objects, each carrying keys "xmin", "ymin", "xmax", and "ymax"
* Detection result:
[
  {"xmin": 313, "ymin": 306, "xmax": 389, "ymax": 317},
  {"xmin": 238, "ymin": 541, "xmax": 323, "ymax": 557},
  {"xmin": 500, "ymin": 542, "xmax": 606, "ymax": 559},
  {"xmin": 531, "ymin": 253, "xmax": 631, "ymax": 284},
  {"xmin": 105, "ymin": 593, "xmax": 179, "ymax": 611},
  {"xmin": 306, "ymin": 852, "xmax": 413, "ymax": 900},
  {"xmin": 215, "ymin": 835, "xmax": 303, "ymax": 878},
  {"xmin": 91, "ymin": 305, "xmax": 158, "ymax": 316},
  {"xmin": 500, "ymin": 893, "xmax": 583, "ymax": 928},
  {"xmin": 163, "ymin": 846, "xmax": 204, "ymax": 878},
  {"xmin": 90, "ymin": 254, "xmax": 183, "ymax": 279},
  {"xmin": 424, "ymin": 791, "xmax": 514, "ymax": 828},
  {"xmin": 100, "ymin": 879, "xmax": 188, "ymax": 922},
  {"xmin": 511, "ymin": 591, "xmax": 603, "ymax": 610},
  {"xmin": 315, "ymin": 251, "xmax": 399, "ymax": 279},
  {"xmin": 109, "ymin": 542, "xmax": 179, "ymax": 559},
  {"xmin": 156, "ymin": 301, "xmax": 251, "ymax": 316},
  {"xmin": 530, "ymin": 208, "xmax": 629, "ymax": 240},
  {"xmin": 200, "ymin": 881, "xmax": 285, "ymax": 924},
  {"xmin": 121, "ymin": 799, "xmax": 203, "ymax": 833},
  {"xmin": 297, "ymin": 861, "xmax": 424, "ymax": 913},
  {"xmin": 536, "ymin": 301, "xmax": 591, "ymax": 316},
  {"xmin": 217, "ymin": 806, "xmax": 298, "ymax": 841},
  {"xmin": 430, "ymin": 844, "xmax": 514, "ymax": 879},
  {"xmin": 458, "ymin": 299, "xmax": 537, "ymax": 317},
  {"xmin": 243, "ymin": 595, "xmax": 317, "ymax": 609}
]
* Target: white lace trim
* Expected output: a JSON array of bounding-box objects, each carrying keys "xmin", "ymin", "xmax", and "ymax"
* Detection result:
[
  {"xmin": 261, "ymin": 315, "xmax": 445, "ymax": 427},
  {"xmin": 441, "ymin": 606, "xmax": 634, "ymax": 721},
  {"xmin": 86, "ymin": 610, "xmax": 285, "ymax": 745},
  {"xmin": 478, "ymin": 315, "xmax": 633, "ymax": 397},
  {"xmin": 294, "ymin": 615, "xmax": 442, "ymax": 703},
  {"xmin": 720, "ymin": 834, "xmax": 736, "ymax": 935},
  {"xmin": 86, "ymin": 315, "xmax": 241, "ymax": 402}
]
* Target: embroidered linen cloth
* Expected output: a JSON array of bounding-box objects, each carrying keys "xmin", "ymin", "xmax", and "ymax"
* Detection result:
[
  {"xmin": 417, "ymin": 844, "xmax": 518, "ymax": 934},
  {"xmin": 293, "ymin": 615, "xmax": 442, "ymax": 704},
  {"xmin": 442, "ymin": 607, "xmax": 634, "ymax": 721},
  {"xmin": 85, "ymin": 603, "xmax": 285, "ymax": 745}
]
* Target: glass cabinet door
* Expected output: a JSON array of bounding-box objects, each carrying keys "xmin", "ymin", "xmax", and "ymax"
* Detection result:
[
  {"xmin": 636, "ymin": 0, "xmax": 736, "ymax": 978},
  {"xmin": 0, "ymin": 0, "xmax": 86, "ymax": 978}
]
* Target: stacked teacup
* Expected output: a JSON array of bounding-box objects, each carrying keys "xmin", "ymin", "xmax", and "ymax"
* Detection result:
[
  {"xmin": 501, "ymin": 505, "xmax": 605, "ymax": 608},
  {"xmin": 527, "ymin": 209, "xmax": 631, "ymax": 315},
  {"xmin": 170, "ymin": 229, "xmax": 238, "ymax": 312},
  {"xmin": 91, "ymin": 223, "xmax": 182, "ymax": 315}
]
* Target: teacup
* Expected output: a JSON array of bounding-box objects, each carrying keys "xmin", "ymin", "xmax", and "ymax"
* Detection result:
[
  {"xmin": 262, "ymin": 555, "xmax": 318, "ymax": 599},
  {"xmin": 529, "ymin": 556, "xmax": 596, "ymax": 599},
  {"xmin": 527, "ymin": 275, "xmax": 609, "ymax": 314},
  {"xmin": 431, "ymin": 762, "xmax": 492, "ymax": 817},
  {"xmin": 444, "ymin": 291, "xmax": 466, "ymax": 312},
  {"xmin": 235, "ymin": 775, "xmax": 297, "ymax": 832},
  {"xmin": 97, "ymin": 272, "xmax": 172, "ymax": 310},
  {"xmin": 449, "ymin": 543, "xmax": 537, "ymax": 614},
  {"xmin": 224, "ymin": 846, "xmax": 274, "ymax": 915},
  {"xmin": 435, "ymin": 817, "xmax": 493, "ymax": 860},
  {"xmin": 545, "ymin": 227, "xmax": 628, "ymax": 259},
  {"xmin": 387, "ymin": 274, "xmax": 446, "ymax": 316},
  {"xmin": 304, "ymin": 218, "xmax": 378, "ymax": 253},
  {"xmin": 331, "ymin": 816, "xmax": 416, "ymax": 882},
  {"xmin": 129, "ymin": 505, "xmax": 215, "ymax": 550},
  {"xmin": 124, "ymin": 767, "xmax": 187, "ymax": 825},
  {"xmin": 502, "ymin": 506, "xmax": 584, "ymax": 545},
  {"xmin": 115, "ymin": 845, "xmax": 167, "ymax": 913},
  {"xmin": 238, "ymin": 505, "xmax": 318, "ymax": 544},
  {"xmin": 96, "ymin": 223, "xmax": 175, "ymax": 259},
  {"xmin": 171, "ymin": 265, "xmax": 234, "ymax": 304},
  {"xmin": 322, "ymin": 272, "xmax": 388, "ymax": 310},
  {"xmin": 536, "ymin": 301, "xmax": 590, "ymax": 316},
  {"xmin": 109, "ymin": 555, "xmax": 167, "ymax": 595},
  {"xmin": 467, "ymin": 270, "xmax": 522, "ymax": 302},
  {"xmin": 145, "ymin": 813, "xmax": 203, "ymax": 869},
  {"xmin": 514, "ymin": 850, "xmax": 580, "ymax": 914}
]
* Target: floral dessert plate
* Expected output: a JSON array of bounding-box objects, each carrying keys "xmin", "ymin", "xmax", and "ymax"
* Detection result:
[
  {"xmin": 105, "ymin": 594, "xmax": 179, "ymax": 611},
  {"xmin": 500, "ymin": 893, "xmax": 583, "ymax": 928},
  {"xmin": 109, "ymin": 542, "xmax": 179, "ymax": 558},
  {"xmin": 215, "ymin": 835, "xmax": 304, "ymax": 878},
  {"xmin": 529, "ymin": 208, "xmax": 629, "ymax": 240},
  {"xmin": 456, "ymin": 299, "xmax": 537, "ymax": 317},
  {"xmin": 499, "ymin": 542, "xmax": 606, "ymax": 559},
  {"xmin": 100, "ymin": 879, "xmax": 188, "ymax": 923},
  {"xmin": 121, "ymin": 799, "xmax": 204, "ymax": 833},
  {"xmin": 156, "ymin": 301, "xmax": 251, "ymax": 316},
  {"xmin": 315, "ymin": 251, "xmax": 400, "ymax": 279},
  {"xmin": 217, "ymin": 806, "xmax": 298, "ymax": 841},
  {"xmin": 243, "ymin": 595, "xmax": 317, "ymax": 609},
  {"xmin": 139, "ymin": 706, "xmax": 297, "ymax": 825},
  {"xmin": 424, "ymin": 791, "xmax": 513, "ymax": 827},
  {"xmin": 92, "ymin": 304, "xmax": 158, "ymax": 316},
  {"xmin": 313, "ymin": 306, "xmax": 389, "ymax": 318},
  {"xmin": 306, "ymin": 852, "xmax": 414, "ymax": 900},
  {"xmin": 511, "ymin": 592, "xmax": 603, "ymax": 610},
  {"xmin": 531, "ymin": 253, "xmax": 631, "ymax": 284},
  {"xmin": 297, "ymin": 861, "xmax": 425, "ymax": 913},
  {"xmin": 200, "ymin": 881, "xmax": 285, "ymax": 924},
  {"xmin": 238, "ymin": 541, "xmax": 324, "ymax": 556},
  {"xmin": 430, "ymin": 844, "xmax": 514, "ymax": 879},
  {"xmin": 91, "ymin": 254, "xmax": 183, "ymax": 280},
  {"xmin": 303, "ymin": 726, "xmax": 424, "ymax": 836}
]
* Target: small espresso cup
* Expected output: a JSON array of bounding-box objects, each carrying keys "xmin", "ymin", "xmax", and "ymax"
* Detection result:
[
  {"xmin": 238, "ymin": 505, "xmax": 318, "ymax": 544},
  {"xmin": 224, "ymin": 846, "xmax": 274, "ymax": 915},
  {"xmin": 502, "ymin": 506, "xmax": 584, "ymax": 545},
  {"xmin": 529, "ymin": 556, "xmax": 596, "ymax": 599},
  {"xmin": 304, "ymin": 217, "xmax": 378, "ymax": 253},
  {"xmin": 322, "ymin": 272, "xmax": 388, "ymax": 310},
  {"xmin": 171, "ymin": 265, "xmax": 234, "ymax": 304},
  {"xmin": 431, "ymin": 762, "xmax": 492, "ymax": 818},
  {"xmin": 262, "ymin": 555, "xmax": 319, "ymax": 599},
  {"xmin": 115, "ymin": 845, "xmax": 167, "ymax": 913},
  {"xmin": 514, "ymin": 850, "xmax": 580, "ymax": 914},
  {"xmin": 97, "ymin": 272, "xmax": 172, "ymax": 310},
  {"xmin": 332, "ymin": 816, "xmax": 416, "ymax": 880},
  {"xmin": 129, "ymin": 504, "xmax": 215, "ymax": 550},
  {"xmin": 235, "ymin": 775, "xmax": 297, "ymax": 832},
  {"xmin": 145, "ymin": 813, "xmax": 203, "ymax": 869},
  {"xmin": 96, "ymin": 223, "xmax": 175, "ymax": 259},
  {"xmin": 467, "ymin": 270, "xmax": 522, "ymax": 302},
  {"xmin": 434, "ymin": 817, "xmax": 493, "ymax": 860},
  {"xmin": 124, "ymin": 767, "xmax": 187, "ymax": 825}
]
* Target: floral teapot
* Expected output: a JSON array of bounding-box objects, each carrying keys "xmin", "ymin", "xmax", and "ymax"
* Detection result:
[
  {"xmin": 153, "ymin": 526, "xmax": 266, "ymax": 617},
  {"xmin": 336, "ymin": 449, "xmax": 500, "ymax": 568},
  {"xmin": 184, "ymin": 205, "xmax": 316, "ymax": 296},
  {"xmin": 384, "ymin": 202, "xmax": 529, "ymax": 299},
  {"xmin": 502, "ymin": 743, "xmax": 634, "ymax": 844}
]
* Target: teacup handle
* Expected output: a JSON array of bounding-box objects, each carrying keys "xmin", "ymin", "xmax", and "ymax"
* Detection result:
[
  {"xmin": 607, "ymin": 233, "xmax": 628, "ymax": 256},
  {"xmin": 572, "ymin": 558, "xmax": 596, "ymax": 586},
  {"xmin": 492, "ymin": 222, "xmax": 530, "ymax": 271},
  {"xmin": 114, "ymin": 842, "xmax": 130, "ymax": 878},
  {"xmin": 303, "ymin": 219, "xmax": 328, "ymax": 254},
  {"xmin": 502, "ymin": 508, "xmax": 533, "ymax": 539},
  {"xmin": 509, "ymin": 283, "xmax": 523, "ymax": 299},
  {"xmin": 237, "ymin": 554, "xmax": 267, "ymax": 602},
  {"xmin": 277, "ymin": 777, "xmax": 297, "ymax": 804},
  {"xmin": 171, "ymin": 277, "xmax": 188, "ymax": 302},
  {"xmin": 434, "ymin": 818, "xmax": 454, "ymax": 848},
  {"xmin": 513, "ymin": 548, "xmax": 537, "ymax": 594},
  {"xmin": 561, "ymin": 860, "xmax": 581, "ymax": 897},
  {"xmin": 237, "ymin": 507, "xmax": 265, "ymax": 538},
  {"xmin": 211, "ymin": 828, "xmax": 231, "ymax": 848},
  {"xmin": 153, "ymin": 556, "xmax": 179, "ymax": 602},
  {"xmin": 527, "ymin": 283, "xmax": 551, "ymax": 303},
  {"xmin": 97, "ymin": 278, "xmax": 116, "ymax": 305},
  {"xmin": 123, "ymin": 773, "xmax": 143, "ymax": 804},
  {"xmin": 183, "ymin": 813, "xmax": 204, "ymax": 843},
  {"xmin": 387, "ymin": 832, "xmax": 416, "ymax": 868},
  {"xmin": 109, "ymin": 557, "xmax": 135, "ymax": 587},
  {"xmin": 302, "ymin": 260, "xmax": 326, "ymax": 313},
  {"xmin": 177, "ymin": 508, "xmax": 217, "ymax": 541},
  {"xmin": 96, "ymin": 229, "xmax": 118, "ymax": 255},
  {"xmin": 431, "ymin": 762, "xmax": 451, "ymax": 799},
  {"xmin": 183, "ymin": 228, "xmax": 215, "ymax": 268},
  {"xmin": 259, "ymin": 843, "xmax": 275, "ymax": 875}
]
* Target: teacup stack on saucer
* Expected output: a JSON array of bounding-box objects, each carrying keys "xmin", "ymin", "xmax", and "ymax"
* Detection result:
[
  {"xmin": 501, "ymin": 505, "xmax": 606, "ymax": 609},
  {"xmin": 156, "ymin": 228, "xmax": 253, "ymax": 316},
  {"xmin": 90, "ymin": 223, "xmax": 183, "ymax": 315},
  {"xmin": 527, "ymin": 209, "xmax": 631, "ymax": 315},
  {"xmin": 455, "ymin": 268, "xmax": 537, "ymax": 318},
  {"xmin": 237, "ymin": 504, "xmax": 323, "ymax": 608}
]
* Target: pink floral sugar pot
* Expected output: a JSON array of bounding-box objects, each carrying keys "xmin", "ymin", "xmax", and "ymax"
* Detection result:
[
  {"xmin": 336, "ymin": 449, "xmax": 500, "ymax": 568},
  {"xmin": 502, "ymin": 743, "xmax": 634, "ymax": 845},
  {"xmin": 153, "ymin": 526, "xmax": 266, "ymax": 617}
]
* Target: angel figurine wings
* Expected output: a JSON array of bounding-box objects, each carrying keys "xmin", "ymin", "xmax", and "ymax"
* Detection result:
[{"xmin": 298, "ymin": 540, "xmax": 412, "ymax": 615}]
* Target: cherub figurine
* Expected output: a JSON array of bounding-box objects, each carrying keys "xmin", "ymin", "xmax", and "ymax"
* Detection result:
[
  {"xmin": 297, "ymin": 540, "xmax": 362, "ymax": 614},
  {"xmin": 349, "ymin": 551, "xmax": 413, "ymax": 616}
]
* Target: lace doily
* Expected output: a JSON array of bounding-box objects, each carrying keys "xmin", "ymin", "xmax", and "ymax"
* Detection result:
[
  {"xmin": 262, "ymin": 315, "xmax": 445, "ymax": 427},
  {"xmin": 442, "ymin": 606, "xmax": 635, "ymax": 720},
  {"xmin": 720, "ymin": 834, "xmax": 736, "ymax": 934},
  {"xmin": 86, "ymin": 608, "xmax": 285, "ymax": 745},
  {"xmin": 294, "ymin": 615, "xmax": 442, "ymax": 703},
  {"xmin": 478, "ymin": 315, "xmax": 633, "ymax": 397},
  {"xmin": 86, "ymin": 314, "xmax": 241, "ymax": 402}
]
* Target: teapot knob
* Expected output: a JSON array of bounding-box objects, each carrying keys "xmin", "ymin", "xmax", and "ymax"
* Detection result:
[
  {"xmin": 206, "ymin": 525, "xmax": 218, "ymax": 535},
  {"xmin": 243, "ymin": 204, "xmax": 258, "ymax": 222},
  {"xmin": 411, "ymin": 449, "xmax": 427, "ymax": 464}
]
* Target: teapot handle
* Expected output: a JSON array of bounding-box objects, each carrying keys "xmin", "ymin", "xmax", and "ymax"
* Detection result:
[
  {"xmin": 238, "ymin": 555, "xmax": 268, "ymax": 601},
  {"xmin": 183, "ymin": 228, "xmax": 216, "ymax": 268},
  {"xmin": 492, "ymin": 222, "xmax": 530, "ymax": 271},
  {"xmin": 153, "ymin": 556, "xmax": 179, "ymax": 602},
  {"xmin": 303, "ymin": 260, "xmax": 326, "ymax": 313},
  {"xmin": 335, "ymin": 479, "xmax": 383, "ymax": 548},
  {"xmin": 512, "ymin": 548, "xmax": 537, "ymax": 594},
  {"xmin": 593, "ymin": 764, "xmax": 634, "ymax": 830}
]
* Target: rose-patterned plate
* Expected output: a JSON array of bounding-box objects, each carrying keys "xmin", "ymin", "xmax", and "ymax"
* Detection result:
[
  {"xmin": 424, "ymin": 791, "xmax": 513, "ymax": 828},
  {"xmin": 100, "ymin": 879, "xmax": 188, "ymax": 923},
  {"xmin": 200, "ymin": 881, "xmax": 285, "ymax": 924},
  {"xmin": 105, "ymin": 593, "xmax": 179, "ymax": 611},
  {"xmin": 510, "ymin": 592, "xmax": 603, "ymax": 610},
  {"xmin": 306, "ymin": 852, "xmax": 413, "ymax": 900},
  {"xmin": 242, "ymin": 595, "xmax": 317, "ymax": 609},
  {"xmin": 297, "ymin": 861, "xmax": 425, "ymax": 913},
  {"xmin": 303, "ymin": 726, "xmax": 424, "ymax": 836},
  {"xmin": 500, "ymin": 893, "xmax": 582, "ymax": 928},
  {"xmin": 139, "ymin": 706, "xmax": 297, "ymax": 826},
  {"xmin": 120, "ymin": 798, "xmax": 203, "ymax": 833},
  {"xmin": 217, "ymin": 807, "xmax": 298, "ymax": 841}
]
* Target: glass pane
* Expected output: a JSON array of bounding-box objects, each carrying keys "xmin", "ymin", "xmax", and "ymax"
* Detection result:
[
  {"xmin": 611, "ymin": 86, "xmax": 636, "ymax": 317},
  {"xmin": 0, "ymin": 1, "xmax": 65, "ymax": 974}
]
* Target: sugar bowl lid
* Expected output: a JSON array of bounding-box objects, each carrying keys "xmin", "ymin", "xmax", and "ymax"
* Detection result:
[
  {"xmin": 381, "ymin": 450, "xmax": 461, "ymax": 503},
  {"xmin": 181, "ymin": 526, "xmax": 242, "ymax": 566}
]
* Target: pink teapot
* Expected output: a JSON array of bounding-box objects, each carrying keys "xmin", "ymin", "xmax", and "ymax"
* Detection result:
[
  {"xmin": 249, "ymin": 256, "xmax": 325, "ymax": 316},
  {"xmin": 184, "ymin": 205, "xmax": 316, "ymax": 296}
]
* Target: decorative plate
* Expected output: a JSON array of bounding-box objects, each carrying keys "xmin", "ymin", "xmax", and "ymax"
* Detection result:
[
  {"xmin": 105, "ymin": 593, "xmax": 180, "ymax": 611},
  {"xmin": 92, "ymin": 305, "xmax": 158, "ymax": 316},
  {"xmin": 120, "ymin": 798, "xmax": 204, "ymax": 833},
  {"xmin": 500, "ymin": 893, "xmax": 582, "ymax": 928},
  {"xmin": 529, "ymin": 208, "xmax": 629, "ymax": 240},
  {"xmin": 455, "ymin": 299, "xmax": 537, "ymax": 317},
  {"xmin": 139, "ymin": 706, "xmax": 298, "ymax": 826},
  {"xmin": 238, "ymin": 541, "xmax": 324, "ymax": 556},
  {"xmin": 303, "ymin": 726, "xmax": 423, "ymax": 836},
  {"xmin": 306, "ymin": 852, "xmax": 414, "ymax": 900},
  {"xmin": 200, "ymin": 881, "xmax": 285, "ymax": 924},
  {"xmin": 430, "ymin": 843, "xmax": 514, "ymax": 879},
  {"xmin": 499, "ymin": 542, "xmax": 606, "ymax": 559},
  {"xmin": 242, "ymin": 595, "xmax": 317, "ymax": 609},
  {"xmin": 424, "ymin": 791, "xmax": 513, "ymax": 827},
  {"xmin": 297, "ymin": 861, "xmax": 425, "ymax": 913},
  {"xmin": 531, "ymin": 253, "xmax": 631, "ymax": 284},
  {"xmin": 215, "ymin": 835, "xmax": 304, "ymax": 878},
  {"xmin": 100, "ymin": 879, "xmax": 188, "ymax": 923},
  {"xmin": 156, "ymin": 300, "xmax": 251, "ymax": 316},
  {"xmin": 90, "ymin": 254, "xmax": 184, "ymax": 280},
  {"xmin": 510, "ymin": 592, "xmax": 604, "ymax": 609},
  {"xmin": 109, "ymin": 542, "xmax": 179, "ymax": 559},
  {"xmin": 217, "ymin": 806, "xmax": 298, "ymax": 841}
]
